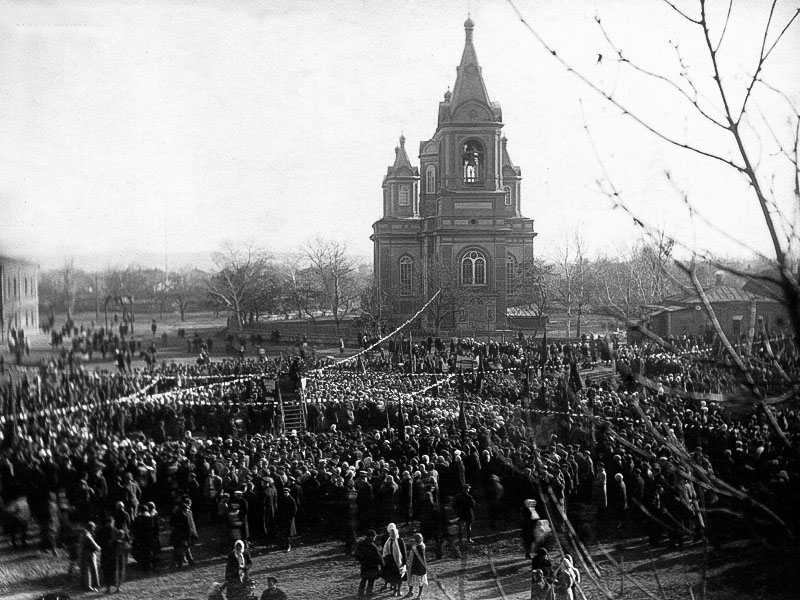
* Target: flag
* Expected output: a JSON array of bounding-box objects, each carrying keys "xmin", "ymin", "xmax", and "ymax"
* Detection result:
[
  {"xmin": 475, "ymin": 354, "xmax": 484, "ymax": 393},
  {"xmin": 399, "ymin": 403, "xmax": 407, "ymax": 442},
  {"xmin": 458, "ymin": 398, "xmax": 468, "ymax": 433},
  {"xmin": 540, "ymin": 325, "xmax": 549, "ymax": 370},
  {"xmin": 409, "ymin": 331, "xmax": 414, "ymax": 374},
  {"xmin": 604, "ymin": 333, "xmax": 616, "ymax": 363},
  {"xmin": 566, "ymin": 345, "xmax": 584, "ymax": 393},
  {"xmin": 277, "ymin": 382, "xmax": 285, "ymax": 435},
  {"xmin": 386, "ymin": 401, "xmax": 392, "ymax": 438}
]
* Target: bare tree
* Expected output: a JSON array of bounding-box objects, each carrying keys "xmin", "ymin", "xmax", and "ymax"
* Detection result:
[
  {"xmin": 303, "ymin": 238, "xmax": 361, "ymax": 334},
  {"xmin": 509, "ymin": 258, "xmax": 554, "ymax": 337},
  {"xmin": 424, "ymin": 260, "xmax": 477, "ymax": 335},
  {"xmin": 358, "ymin": 278, "xmax": 391, "ymax": 338},
  {"xmin": 59, "ymin": 258, "xmax": 79, "ymax": 318},
  {"xmin": 554, "ymin": 231, "xmax": 589, "ymax": 338},
  {"xmin": 171, "ymin": 274, "xmax": 201, "ymax": 322},
  {"xmin": 507, "ymin": 0, "xmax": 800, "ymax": 341},
  {"xmin": 207, "ymin": 244, "xmax": 270, "ymax": 326}
]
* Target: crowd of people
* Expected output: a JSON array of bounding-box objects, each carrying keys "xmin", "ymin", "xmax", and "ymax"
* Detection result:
[{"xmin": 0, "ymin": 326, "xmax": 798, "ymax": 600}]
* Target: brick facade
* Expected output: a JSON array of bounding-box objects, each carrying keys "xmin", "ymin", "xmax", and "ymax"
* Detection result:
[{"xmin": 371, "ymin": 18, "xmax": 536, "ymax": 333}]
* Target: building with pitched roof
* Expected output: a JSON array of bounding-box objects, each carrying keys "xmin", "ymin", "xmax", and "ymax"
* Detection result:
[
  {"xmin": 644, "ymin": 273, "xmax": 790, "ymax": 341},
  {"xmin": 371, "ymin": 18, "xmax": 537, "ymax": 333}
]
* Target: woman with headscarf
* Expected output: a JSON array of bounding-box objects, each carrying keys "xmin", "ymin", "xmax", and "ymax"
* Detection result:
[
  {"xmin": 381, "ymin": 523, "xmax": 407, "ymax": 597},
  {"xmin": 553, "ymin": 555, "xmax": 580, "ymax": 600},
  {"xmin": 521, "ymin": 499, "xmax": 540, "ymax": 559},
  {"xmin": 225, "ymin": 540, "xmax": 252, "ymax": 600},
  {"xmin": 404, "ymin": 532, "xmax": 428, "ymax": 598}
]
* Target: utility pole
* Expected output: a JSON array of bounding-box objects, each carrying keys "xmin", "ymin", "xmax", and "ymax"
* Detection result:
[{"xmin": 94, "ymin": 272, "xmax": 99, "ymax": 324}]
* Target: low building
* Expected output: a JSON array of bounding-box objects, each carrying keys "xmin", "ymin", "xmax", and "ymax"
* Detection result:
[
  {"xmin": 0, "ymin": 256, "xmax": 40, "ymax": 339},
  {"xmin": 644, "ymin": 274, "xmax": 790, "ymax": 341}
]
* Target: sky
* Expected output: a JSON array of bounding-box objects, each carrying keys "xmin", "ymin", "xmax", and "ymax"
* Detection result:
[{"xmin": 1, "ymin": 0, "xmax": 798, "ymax": 271}]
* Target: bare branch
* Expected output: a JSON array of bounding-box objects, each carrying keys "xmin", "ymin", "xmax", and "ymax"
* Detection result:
[
  {"xmin": 505, "ymin": 0, "xmax": 746, "ymax": 172},
  {"xmin": 735, "ymin": 0, "xmax": 778, "ymax": 124},
  {"xmin": 713, "ymin": 0, "xmax": 734, "ymax": 52},
  {"xmin": 662, "ymin": 0, "xmax": 702, "ymax": 24},
  {"xmin": 595, "ymin": 16, "xmax": 726, "ymax": 128}
]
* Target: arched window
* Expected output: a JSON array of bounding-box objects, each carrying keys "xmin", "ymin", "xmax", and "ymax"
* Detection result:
[
  {"xmin": 506, "ymin": 255, "xmax": 517, "ymax": 296},
  {"xmin": 504, "ymin": 185, "xmax": 512, "ymax": 206},
  {"xmin": 461, "ymin": 250, "xmax": 486, "ymax": 286},
  {"xmin": 400, "ymin": 256, "xmax": 413, "ymax": 296},
  {"xmin": 426, "ymin": 165, "xmax": 436, "ymax": 193},
  {"xmin": 461, "ymin": 140, "xmax": 484, "ymax": 184},
  {"xmin": 398, "ymin": 185, "xmax": 410, "ymax": 206}
]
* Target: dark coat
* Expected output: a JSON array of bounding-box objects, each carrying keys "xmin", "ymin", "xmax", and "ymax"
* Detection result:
[
  {"xmin": 355, "ymin": 538, "xmax": 384, "ymax": 579},
  {"xmin": 276, "ymin": 493, "xmax": 297, "ymax": 537}
]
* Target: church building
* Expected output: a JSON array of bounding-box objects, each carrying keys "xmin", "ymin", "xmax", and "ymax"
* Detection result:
[{"xmin": 371, "ymin": 18, "xmax": 537, "ymax": 333}]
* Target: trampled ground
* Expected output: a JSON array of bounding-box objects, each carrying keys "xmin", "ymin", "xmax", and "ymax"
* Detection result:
[{"xmin": 1, "ymin": 509, "xmax": 797, "ymax": 600}]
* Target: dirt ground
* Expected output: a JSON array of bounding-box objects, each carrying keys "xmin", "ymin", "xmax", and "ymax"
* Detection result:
[{"xmin": 0, "ymin": 506, "xmax": 796, "ymax": 600}]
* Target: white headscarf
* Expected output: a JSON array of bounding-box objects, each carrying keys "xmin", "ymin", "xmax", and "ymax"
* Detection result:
[{"xmin": 382, "ymin": 524, "xmax": 403, "ymax": 567}]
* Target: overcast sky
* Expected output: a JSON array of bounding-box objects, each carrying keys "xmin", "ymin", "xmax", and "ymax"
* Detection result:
[{"xmin": 1, "ymin": 0, "xmax": 798, "ymax": 271}]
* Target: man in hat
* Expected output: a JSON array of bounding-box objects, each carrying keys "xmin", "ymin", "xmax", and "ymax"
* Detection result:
[
  {"xmin": 260, "ymin": 576, "xmax": 287, "ymax": 600},
  {"xmin": 169, "ymin": 499, "xmax": 198, "ymax": 568},
  {"xmin": 275, "ymin": 488, "xmax": 297, "ymax": 552},
  {"xmin": 354, "ymin": 529, "xmax": 383, "ymax": 598},
  {"xmin": 453, "ymin": 484, "xmax": 476, "ymax": 544}
]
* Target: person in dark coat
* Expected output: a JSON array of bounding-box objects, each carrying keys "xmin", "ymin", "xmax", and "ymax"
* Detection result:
[
  {"xmin": 275, "ymin": 488, "xmax": 297, "ymax": 552},
  {"xmin": 97, "ymin": 516, "xmax": 119, "ymax": 593},
  {"xmin": 169, "ymin": 500, "xmax": 198, "ymax": 568},
  {"xmin": 530, "ymin": 547, "xmax": 553, "ymax": 580},
  {"xmin": 398, "ymin": 471, "xmax": 413, "ymax": 526},
  {"xmin": 131, "ymin": 504, "xmax": 154, "ymax": 570},
  {"xmin": 355, "ymin": 530, "xmax": 384, "ymax": 598},
  {"xmin": 263, "ymin": 478, "xmax": 278, "ymax": 543},
  {"xmin": 230, "ymin": 490, "xmax": 250, "ymax": 543},
  {"xmin": 453, "ymin": 485, "xmax": 475, "ymax": 544}
]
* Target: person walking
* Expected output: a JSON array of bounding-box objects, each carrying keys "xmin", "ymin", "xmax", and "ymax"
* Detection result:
[
  {"xmin": 170, "ymin": 499, "xmax": 198, "ymax": 568},
  {"xmin": 404, "ymin": 532, "xmax": 428, "ymax": 599},
  {"xmin": 355, "ymin": 530, "xmax": 383, "ymax": 598},
  {"xmin": 276, "ymin": 487, "xmax": 297, "ymax": 552},
  {"xmin": 453, "ymin": 484, "xmax": 475, "ymax": 544}
]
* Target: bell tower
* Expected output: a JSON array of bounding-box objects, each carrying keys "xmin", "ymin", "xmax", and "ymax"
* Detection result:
[{"xmin": 372, "ymin": 18, "xmax": 537, "ymax": 332}]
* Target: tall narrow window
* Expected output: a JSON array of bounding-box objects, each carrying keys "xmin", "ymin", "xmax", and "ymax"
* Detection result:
[
  {"xmin": 504, "ymin": 186, "xmax": 512, "ymax": 206},
  {"xmin": 426, "ymin": 165, "xmax": 436, "ymax": 193},
  {"xmin": 461, "ymin": 140, "xmax": 484, "ymax": 184},
  {"xmin": 400, "ymin": 256, "xmax": 413, "ymax": 296},
  {"xmin": 399, "ymin": 185, "xmax": 410, "ymax": 206},
  {"xmin": 506, "ymin": 256, "xmax": 516, "ymax": 296},
  {"xmin": 461, "ymin": 250, "xmax": 487, "ymax": 286}
]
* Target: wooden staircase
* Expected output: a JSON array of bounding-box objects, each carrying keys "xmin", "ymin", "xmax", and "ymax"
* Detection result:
[{"xmin": 282, "ymin": 402, "xmax": 306, "ymax": 433}]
